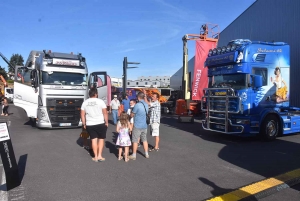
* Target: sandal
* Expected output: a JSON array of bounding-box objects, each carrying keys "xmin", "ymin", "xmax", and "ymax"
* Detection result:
[
  {"xmin": 118, "ymin": 156, "xmax": 123, "ymax": 161},
  {"xmin": 149, "ymin": 147, "xmax": 159, "ymax": 152},
  {"xmin": 125, "ymin": 158, "xmax": 129, "ymax": 162},
  {"xmin": 92, "ymin": 158, "xmax": 98, "ymax": 162},
  {"xmin": 98, "ymin": 158, "xmax": 105, "ymax": 162}
]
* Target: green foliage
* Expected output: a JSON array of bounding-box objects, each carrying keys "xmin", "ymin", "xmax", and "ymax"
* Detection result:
[
  {"xmin": 7, "ymin": 80, "xmax": 14, "ymax": 84},
  {"xmin": 0, "ymin": 66, "xmax": 8, "ymax": 80},
  {"xmin": 8, "ymin": 54, "xmax": 24, "ymax": 73}
]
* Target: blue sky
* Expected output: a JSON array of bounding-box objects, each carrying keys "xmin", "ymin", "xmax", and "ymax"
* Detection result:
[{"xmin": 0, "ymin": 0, "xmax": 255, "ymax": 80}]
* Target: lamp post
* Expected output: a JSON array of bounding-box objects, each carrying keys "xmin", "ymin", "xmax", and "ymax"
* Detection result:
[{"xmin": 123, "ymin": 57, "xmax": 140, "ymax": 98}]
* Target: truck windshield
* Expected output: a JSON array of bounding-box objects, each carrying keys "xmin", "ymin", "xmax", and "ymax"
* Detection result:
[
  {"xmin": 209, "ymin": 74, "xmax": 247, "ymax": 90},
  {"xmin": 41, "ymin": 71, "xmax": 87, "ymax": 86}
]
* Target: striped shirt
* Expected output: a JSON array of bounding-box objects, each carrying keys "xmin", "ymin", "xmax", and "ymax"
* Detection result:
[{"xmin": 150, "ymin": 100, "xmax": 161, "ymax": 124}]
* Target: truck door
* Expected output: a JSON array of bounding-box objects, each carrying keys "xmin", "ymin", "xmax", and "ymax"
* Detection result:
[
  {"xmin": 88, "ymin": 72, "xmax": 111, "ymax": 106},
  {"xmin": 13, "ymin": 67, "xmax": 38, "ymax": 118}
]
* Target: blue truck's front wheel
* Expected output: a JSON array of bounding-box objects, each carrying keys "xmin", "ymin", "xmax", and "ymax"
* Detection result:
[{"xmin": 260, "ymin": 114, "xmax": 279, "ymax": 141}]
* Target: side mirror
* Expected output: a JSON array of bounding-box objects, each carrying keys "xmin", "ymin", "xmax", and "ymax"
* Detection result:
[
  {"xmin": 251, "ymin": 75, "xmax": 262, "ymax": 89},
  {"xmin": 30, "ymin": 69, "xmax": 38, "ymax": 88},
  {"xmin": 92, "ymin": 74, "xmax": 98, "ymax": 88}
]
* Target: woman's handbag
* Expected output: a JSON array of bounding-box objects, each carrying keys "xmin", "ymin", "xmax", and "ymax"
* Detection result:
[{"xmin": 80, "ymin": 128, "xmax": 89, "ymax": 138}]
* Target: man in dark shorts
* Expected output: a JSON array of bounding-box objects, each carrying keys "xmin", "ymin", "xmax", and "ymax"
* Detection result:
[{"xmin": 81, "ymin": 88, "xmax": 108, "ymax": 162}]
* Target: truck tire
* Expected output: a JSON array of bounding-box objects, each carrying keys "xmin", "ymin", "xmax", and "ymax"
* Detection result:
[
  {"xmin": 261, "ymin": 114, "xmax": 279, "ymax": 141},
  {"xmin": 29, "ymin": 117, "xmax": 36, "ymax": 127},
  {"xmin": 178, "ymin": 116, "xmax": 182, "ymax": 123}
]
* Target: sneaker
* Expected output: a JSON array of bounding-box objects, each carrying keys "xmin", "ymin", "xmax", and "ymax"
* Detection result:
[
  {"xmin": 128, "ymin": 155, "xmax": 136, "ymax": 160},
  {"xmin": 145, "ymin": 154, "xmax": 149, "ymax": 159}
]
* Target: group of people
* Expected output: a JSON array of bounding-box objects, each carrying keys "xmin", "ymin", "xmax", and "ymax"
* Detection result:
[{"xmin": 80, "ymin": 88, "xmax": 161, "ymax": 162}]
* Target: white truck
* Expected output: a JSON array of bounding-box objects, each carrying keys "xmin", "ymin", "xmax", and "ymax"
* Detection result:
[{"xmin": 14, "ymin": 50, "xmax": 109, "ymax": 128}]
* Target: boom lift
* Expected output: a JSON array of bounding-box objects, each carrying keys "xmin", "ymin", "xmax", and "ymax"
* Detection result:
[
  {"xmin": 177, "ymin": 23, "xmax": 219, "ymax": 122},
  {"xmin": 0, "ymin": 52, "xmax": 12, "ymax": 94}
]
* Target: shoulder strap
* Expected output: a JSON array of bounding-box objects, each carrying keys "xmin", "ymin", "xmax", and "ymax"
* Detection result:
[{"xmin": 140, "ymin": 102, "xmax": 147, "ymax": 115}]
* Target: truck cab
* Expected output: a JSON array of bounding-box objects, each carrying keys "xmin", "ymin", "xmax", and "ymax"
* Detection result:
[
  {"xmin": 14, "ymin": 50, "xmax": 109, "ymax": 128},
  {"xmin": 202, "ymin": 39, "xmax": 300, "ymax": 140}
]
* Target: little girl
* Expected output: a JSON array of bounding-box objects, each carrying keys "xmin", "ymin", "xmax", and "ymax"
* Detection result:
[{"xmin": 116, "ymin": 112, "xmax": 132, "ymax": 162}]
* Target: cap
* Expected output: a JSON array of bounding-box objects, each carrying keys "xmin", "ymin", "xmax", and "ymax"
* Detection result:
[{"xmin": 114, "ymin": 95, "xmax": 117, "ymax": 98}]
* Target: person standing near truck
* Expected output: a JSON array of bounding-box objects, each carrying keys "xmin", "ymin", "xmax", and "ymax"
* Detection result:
[
  {"xmin": 121, "ymin": 95, "xmax": 130, "ymax": 113},
  {"xmin": 148, "ymin": 92, "xmax": 161, "ymax": 151},
  {"xmin": 128, "ymin": 92, "xmax": 149, "ymax": 160},
  {"xmin": 109, "ymin": 95, "xmax": 120, "ymax": 125},
  {"xmin": 81, "ymin": 88, "xmax": 108, "ymax": 162}
]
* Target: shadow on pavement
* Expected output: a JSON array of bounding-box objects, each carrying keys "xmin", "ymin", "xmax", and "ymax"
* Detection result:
[
  {"xmin": 161, "ymin": 114, "xmax": 300, "ymax": 198},
  {"xmin": 106, "ymin": 141, "xmax": 118, "ymax": 158},
  {"xmin": 18, "ymin": 154, "xmax": 27, "ymax": 183}
]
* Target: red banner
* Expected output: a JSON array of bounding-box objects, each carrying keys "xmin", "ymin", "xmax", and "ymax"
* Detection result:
[{"xmin": 192, "ymin": 40, "xmax": 217, "ymax": 100}]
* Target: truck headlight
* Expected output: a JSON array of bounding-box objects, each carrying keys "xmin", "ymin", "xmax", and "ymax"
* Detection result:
[
  {"xmin": 39, "ymin": 109, "xmax": 49, "ymax": 122},
  {"xmin": 236, "ymin": 119, "xmax": 250, "ymax": 124}
]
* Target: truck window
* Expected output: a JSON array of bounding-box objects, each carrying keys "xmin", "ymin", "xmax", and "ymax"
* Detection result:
[
  {"xmin": 252, "ymin": 68, "xmax": 267, "ymax": 86},
  {"xmin": 41, "ymin": 71, "xmax": 87, "ymax": 86},
  {"xmin": 16, "ymin": 68, "xmax": 32, "ymax": 86},
  {"xmin": 209, "ymin": 74, "xmax": 247, "ymax": 90},
  {"xmin": 160, "ymin": 89, "xmax": 171, "ymax": 96}
]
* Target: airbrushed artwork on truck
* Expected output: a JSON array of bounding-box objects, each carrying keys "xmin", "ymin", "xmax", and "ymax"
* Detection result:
[
  {"xmin": 253, "ymin": 51, "xmax": 290, "ymax": 107},
  {"xmin": 271, "ymin": 67, "xmax": 289, "ymax": 103}
]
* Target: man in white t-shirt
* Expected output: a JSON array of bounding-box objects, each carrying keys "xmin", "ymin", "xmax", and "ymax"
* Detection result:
[
  {"xmin": 81, "ymin": 88, "xmax": 108, "ymax": 162},
  {"xmin": 109, "ymin": 95, "xmax": 120, "ymax": 125}
]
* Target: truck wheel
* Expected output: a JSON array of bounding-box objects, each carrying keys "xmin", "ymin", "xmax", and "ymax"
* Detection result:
[
  {"xmin": 29, "ymin": 118, "xmax": 36, "ymax": 127},
  {"xmin": 190, "ymin": 117, "xmax": 194, "ymax": 123},
  {"xmin": 178, "ymin": 116, "xmax": 182, "ymax": 123},
  {"xmin": 261, "ymin": 115, "xmax": 278, "ymax": 141}
]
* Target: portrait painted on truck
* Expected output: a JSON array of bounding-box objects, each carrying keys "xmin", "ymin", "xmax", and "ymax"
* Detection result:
[{"xmin": 270, "ymin": 67, "xmax": 289, "ymax": 103}]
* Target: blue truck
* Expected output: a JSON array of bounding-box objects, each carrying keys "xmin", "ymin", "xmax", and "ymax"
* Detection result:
[{"xmin": 201, "ymin": 39, "xmax": 300, "ymax": 140}]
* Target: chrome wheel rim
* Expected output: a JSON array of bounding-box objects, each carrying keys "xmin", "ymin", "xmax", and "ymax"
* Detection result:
[{"xmin": 266, "ymin": 120, "xmax": 277, "ymax": 137}]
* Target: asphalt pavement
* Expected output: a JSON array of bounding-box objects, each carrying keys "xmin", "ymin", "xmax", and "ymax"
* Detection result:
[{"xmin": 0, "ymin": 105, "xmax": 300, "ymax": 200}]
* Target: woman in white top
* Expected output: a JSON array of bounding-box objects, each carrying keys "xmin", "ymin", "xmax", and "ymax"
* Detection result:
[{"xmin": 271, "ymin": 67, "xmax": 288, "ymax": 103}]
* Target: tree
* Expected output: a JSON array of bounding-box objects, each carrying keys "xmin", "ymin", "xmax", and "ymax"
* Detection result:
[
  {"xmin": 0, "ymin": 66, "xmax": 8, "ymax": 80},
  {"xmin": 8, "ymin": 54, "xmax": 24, "ymax": 73}
]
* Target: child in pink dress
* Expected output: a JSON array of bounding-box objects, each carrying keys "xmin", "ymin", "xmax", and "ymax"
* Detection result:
[{"xmin": 116, "ymin": 112, "xmax": 132, "ymax": 162}]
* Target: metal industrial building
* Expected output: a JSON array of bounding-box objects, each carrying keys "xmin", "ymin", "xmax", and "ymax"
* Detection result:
[{"xmin": 170, "ymin": 0, "xmax": 300, "ymax": 106}]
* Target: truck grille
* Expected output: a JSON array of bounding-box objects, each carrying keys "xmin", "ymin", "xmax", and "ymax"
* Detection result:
[
  {"xmin": 201, "ymin": 88, "xmax": 244, "ymax": 134},
  {"xmin": 46, "ymin": 98, "xmax": 84, "ymax": 126}
]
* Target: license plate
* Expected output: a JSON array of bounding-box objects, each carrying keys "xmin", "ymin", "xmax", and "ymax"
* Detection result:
[
  {"xmin": 215, "ymin": 125, "xmax": 225, "ymax": 129},
  {"xmin": 59, "ymin": 123, "xmax": 71, "ymax": 126}
]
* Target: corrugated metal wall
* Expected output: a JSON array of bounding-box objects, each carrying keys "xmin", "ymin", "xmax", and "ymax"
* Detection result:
[
  {"xmin": 170, "ymin": 57, "xmax": 195, "ymax": 90},
  {"xmin": 218, "ymin": 0, "xmax": 300, "ymax": 106}
]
